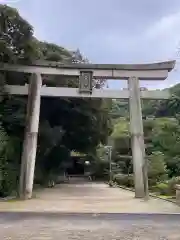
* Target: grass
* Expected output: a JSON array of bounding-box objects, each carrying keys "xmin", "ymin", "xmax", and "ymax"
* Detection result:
[
  {"xmin": 5, "ymin": 198, "xmax": 20, "ymax": 202},
  {"xmin": 0, "ymin": 186, "xmax": 42, "ymax": 202},
  {"xmin": 157, "ymin": 195, "xmax": 176, "ymax": 202},
  {"xmin": 112, "ymin": 181, "xmax": 177, "ymax": 203}
]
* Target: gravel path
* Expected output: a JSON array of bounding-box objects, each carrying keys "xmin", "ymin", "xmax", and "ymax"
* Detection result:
[
  {"xmin": 1, "ymin": 181, "xmax": 180, "ymax": 239},
  {"xmin": 1, "ymin": 182, "xmax": 180, "ymax": 213},
  {"xmin": 0, "ymin": 212, "xmax": 180, "ymax": 239}
]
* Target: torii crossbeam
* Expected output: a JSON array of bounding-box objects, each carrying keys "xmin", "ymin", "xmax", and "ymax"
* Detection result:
[{"xmin": 0, "ymin": 60, "xmax": 175, "ymax": 200}]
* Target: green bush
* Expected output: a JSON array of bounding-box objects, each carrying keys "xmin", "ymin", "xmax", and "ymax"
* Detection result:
[
  {"xmin": 166, "ymin": 177, "xmax": 180, "ymax": 195},
  {"xmin": 153, "ymin": 177, "xmax": 180, "ymax": 196},
  {"xmin": 91, "ymin": 158, "xmax": 109, "ymax": 180},
  {"xmin": 148, "ymin": 151, "xmax": 167, "ymax": 187},
  {"xmin": 0, "ymin": 162, "xmax": 18, "ymax": 197},
  {"xmin": 113, "ymin": 174, "xmax": 134, "ymax": 188},
  {"xmin": 0, "ymin": 128, "xmax": 20, "ymax": 197},
  {"xmin": 154, "ymin": 182, "xmax": 169, "ymax": 195}
]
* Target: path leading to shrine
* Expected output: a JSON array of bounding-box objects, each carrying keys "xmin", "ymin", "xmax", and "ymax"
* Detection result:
[
  {"xmin": 1, "ymin": 181, "xmax": 180, "ymax": 239},
  {"xmin": 0, "ymin": 181, "xmax": 180, "ymax": 213}
]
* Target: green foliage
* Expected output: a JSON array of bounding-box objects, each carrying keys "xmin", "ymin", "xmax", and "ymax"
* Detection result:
[
  {"xmin": 153, "ymin": 177, "xmax": 180, "ymax": 196},
  {"xmin": 113, "ymin": 174, "xmax": 134, "ymax": 188},
  {"xmin": 111, "ymin": 118, "xmax": 129, "ymax": 139},
  {"xmin": 0, "ymin": 4, "xmax": 35, "ymax": 63},
  {"xmin": 166, "ymin": 177, "xmax": 180, "ymax": 195},
  {"xmin": 0, "ymin": 126, "xmax": 8, "ymax": 193},
  {"xmin": 112, "ymin": 91, "xmax": 180, "ymax": 195},
  {"xmin": 154, "ymin": 183, "xmax": 169, "ymax": 195},
  {"xmin": 110, "ymin": 100, "xmax": 129, "ymax": 118},
  {"xmin": 111, "ymin": 118, "xmax": 132, "ymax": 175},
  {"xmin": 91, "ymin": 157, "xmax": 110, "ymax": 180},
  {"xmin": 39, "ymin": 41, "xmax": 72, "ymax": 62},
  {"xmin": 0, "ymin": 126, "xmax": 20, "ymax": 197},
  {"xmin": 110, "ymin": 114, "xmax": 180, "ymax": 186},
  {"xmin": 151, "ymin": 118, "xmax": 180, "ymax": 177},
  {"xmin": 148, "ymin": 151, "xmax": 167, "ymax": 186}
]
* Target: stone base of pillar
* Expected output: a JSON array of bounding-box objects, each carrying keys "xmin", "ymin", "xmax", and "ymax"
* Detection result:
[{"xmin": 24, "ymin": 132, "xmax": 38, "ymax": 199}]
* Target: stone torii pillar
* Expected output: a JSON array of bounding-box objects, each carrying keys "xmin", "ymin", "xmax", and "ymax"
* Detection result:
[
  {"xmin": 19, "ymin": 73, "xmax": 42, "ymax": 199},
  {"xmin": 128, "ymin": 77, "xmax": 148, "ymax": 198}
]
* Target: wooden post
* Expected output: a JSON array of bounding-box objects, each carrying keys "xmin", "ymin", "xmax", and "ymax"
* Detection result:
[
  {"xmin": 19, "ymin": 73, "xmax": 42, "ymax": 199},
  {"xmin": 128, "ymin": 76, "xmax": 149, "ymax": 198}
]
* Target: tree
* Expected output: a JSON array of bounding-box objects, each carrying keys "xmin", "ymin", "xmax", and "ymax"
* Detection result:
[
  {"xmin": 148, "ymin": 151, "xmax": 167, "ymax": 186},
  {"xmin": 111, "ymin": 118, "xmax": 132, "ymax": 175},
  {"xmin": 110, "ymin": 99, "xmax": 129, "ymax": 119},
  {"xmin": 0, "ymin": 4, "xmax": 38, "ymax": 63},
  {"xmin": 151, "ymin": 118, "xmax": 180, "ymax": 177},
  {"xmin": 110, "ymin": 117, "xmax": 179, "ymax": 181}
]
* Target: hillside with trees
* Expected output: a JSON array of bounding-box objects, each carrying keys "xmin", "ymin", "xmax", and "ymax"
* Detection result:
[{"xmin": 110, "ymin": 84, "xmax": 180, "ymax": 197}]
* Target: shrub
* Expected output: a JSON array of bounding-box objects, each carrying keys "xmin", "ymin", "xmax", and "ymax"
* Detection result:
[
  {"xmin": 154, "ymin": 182, "xmax": 169, "ymax": 195},
  {"xmin": 153, "ymin": 177, "xmax": 180, "ymax": 196},
  {"xmin": 148, "ymin": 151, "xmax": 167, "ymax": 187},
  {"xmin": 0, "ymin": 129, "xmax": 19, "ymax": 197},
  {"xmin": 166, "ymin": 177, "xmax": 180, "ymax": 195},
  {"xmin": 113, "ymin": 174, "xmax": 134, "ymax": 188}
]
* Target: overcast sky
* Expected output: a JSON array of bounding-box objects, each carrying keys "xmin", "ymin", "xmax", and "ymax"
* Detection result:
[{"xmin": 2, "ymin": 0, "xmax": 180, "ymax": 89}]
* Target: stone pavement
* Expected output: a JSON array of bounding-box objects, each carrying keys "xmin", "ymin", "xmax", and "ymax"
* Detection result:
[{"xmin": 0, "ymin": 182, "xmax": 180, "ymax": 213}]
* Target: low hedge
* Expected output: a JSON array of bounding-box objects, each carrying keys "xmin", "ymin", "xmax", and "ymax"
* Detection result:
[
  {"xmin": 113, "ymin": 174, "xmax": 134, "ymax": 188},
  {"xmin": 113, "ymin": 174, "xmax": 180, "ymax": 196},
  {"xmin": 152, "ymin": 177, "xmax": 180, "ymax": 196},
  {"xmin": 166, "ymin": 177, "xmax": 180, "ymax": 195},
  {"xmin": 152, "ymin": 182, "xmax": 169, "ymax": 195}
]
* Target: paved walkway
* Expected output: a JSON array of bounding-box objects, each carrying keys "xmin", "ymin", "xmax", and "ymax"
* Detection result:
[{"xmin": 0, "ymin": 182, "xmax": 180, "ymax": 213}]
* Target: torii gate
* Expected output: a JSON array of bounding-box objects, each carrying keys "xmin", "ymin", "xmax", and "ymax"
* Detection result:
[{"xmin": 0, "ymin": 60, "xmax": 175, "ymax": 200}]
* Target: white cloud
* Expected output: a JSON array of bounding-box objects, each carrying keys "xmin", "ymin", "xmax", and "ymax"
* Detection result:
[
  {"xmin": 145, "ymin": 12, "xmax": 180, "ymax": 39},
  {"xmin": 143, "ymin": 12, "xmax": 180, "ymax": 60}
]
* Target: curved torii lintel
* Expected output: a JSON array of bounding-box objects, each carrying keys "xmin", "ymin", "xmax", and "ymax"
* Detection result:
[
  {"xmin": 32, "ymin": 60, "xmax": 176, "ymax": 72},
  {"xmin": 0, "ymin": 60, "xmax": 176, "ymax": 80}
]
